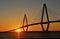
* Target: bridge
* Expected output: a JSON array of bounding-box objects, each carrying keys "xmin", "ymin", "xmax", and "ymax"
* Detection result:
[{"xmin": 3, "ymin": 3, "xmax": 60, "ymax": 32}]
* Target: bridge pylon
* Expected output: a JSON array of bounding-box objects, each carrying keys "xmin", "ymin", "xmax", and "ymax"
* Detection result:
[
  {"xmin": 41, "ymin": 3, "xmax": 50, "ymax": 32},
  {"xmin": 22, "ymin": 14, "xmax": 28, "ymax": 31}
]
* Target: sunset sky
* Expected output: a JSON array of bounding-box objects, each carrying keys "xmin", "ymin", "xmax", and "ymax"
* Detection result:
[{"xmin": 0, "ymin": 0, "xmax": 60, "ymax": 32}]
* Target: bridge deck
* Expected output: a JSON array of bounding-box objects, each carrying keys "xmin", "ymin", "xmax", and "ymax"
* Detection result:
[{"xmin": 4, "ymin": 20, "xmax": 60, "ymax": 32}]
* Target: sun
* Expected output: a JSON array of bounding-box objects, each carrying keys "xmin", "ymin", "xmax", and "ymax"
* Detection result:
[{"xmin": 15, "ymin": 29, "xmax": 21, "ymax": 32}]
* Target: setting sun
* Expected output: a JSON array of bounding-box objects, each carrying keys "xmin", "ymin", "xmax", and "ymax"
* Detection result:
[{"xmin": 15, "ymin": 29, "xmax": 21, "ymax": 32}]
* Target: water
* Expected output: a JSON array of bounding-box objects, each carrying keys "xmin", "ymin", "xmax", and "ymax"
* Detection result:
[{"xmin": 0, "ymin": 31, "xmax": 60, "ymax": 39}]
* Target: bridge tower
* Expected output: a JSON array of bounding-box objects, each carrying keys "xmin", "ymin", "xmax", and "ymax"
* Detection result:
[
  {"xmin": 41, "ymin": 3, "xmax": 50, "ymax": 31},
  {"xmin": 22, "ymin": 14, "xmax": 28, "ymax": 31},
  {"xmin": 41, "ymin": 3, "xmax": 50, "ymax": 32}
]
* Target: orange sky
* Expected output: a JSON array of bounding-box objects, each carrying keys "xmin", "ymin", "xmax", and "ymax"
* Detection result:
[{"xmin": 0, "ymin": 22, "xmax": 60, "ymax": 32}]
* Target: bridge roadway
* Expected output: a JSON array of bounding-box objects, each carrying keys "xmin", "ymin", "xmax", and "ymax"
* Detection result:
[{"xmin": 3, "ymin": 20, "xmax": 60, "ymax": 32}]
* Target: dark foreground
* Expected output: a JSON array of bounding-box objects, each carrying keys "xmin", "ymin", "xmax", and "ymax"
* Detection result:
[{"xmin": 0, "ymin": 31, "xmax": 60, "ymax": 39}]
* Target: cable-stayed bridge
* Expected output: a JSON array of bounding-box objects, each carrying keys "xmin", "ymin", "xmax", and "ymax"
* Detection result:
[
  {"xmin": 0, "ymin": 3, "xmax": 60, "ymax": 39},
  {"xmin": 3, "ymin": 3, "xmax": 60, "ymax": 32}
]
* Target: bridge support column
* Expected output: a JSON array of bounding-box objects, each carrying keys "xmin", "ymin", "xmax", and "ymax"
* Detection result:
[
  {"xmin": 22, "ymin": 14, "xmax": 28, "ymax": 31},
  {"xmin": 41, "ymin": 3, "xmax": 50, "ymax": 32}
]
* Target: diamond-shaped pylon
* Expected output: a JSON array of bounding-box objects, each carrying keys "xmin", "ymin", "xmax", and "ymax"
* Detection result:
[
  {"xmin": 41, "ymin": 3, "xmax": 50, "ymax": 32},
  {"xmin": 22, "ymin": 14, "xmax": 28, "ymax": 31}
]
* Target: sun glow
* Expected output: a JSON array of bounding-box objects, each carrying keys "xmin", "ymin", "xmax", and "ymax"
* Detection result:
[{"xmin": 15, "ymin": 29, "xmax": 21, "ymax": 32}]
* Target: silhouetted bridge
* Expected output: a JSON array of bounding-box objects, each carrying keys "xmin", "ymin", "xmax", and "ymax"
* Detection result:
[
  {"xmin": 3, "ymin": 3, "xmax": 60, "ymax": 32},
  {"xmin": 0, "ymin": 3, "xmax": 60, "ymax": 39}
]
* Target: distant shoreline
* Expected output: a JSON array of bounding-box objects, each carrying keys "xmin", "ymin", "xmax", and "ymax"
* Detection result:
[{"xmin": 1, "ymin": 31, "xmax": 60, "ymax": 33}]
